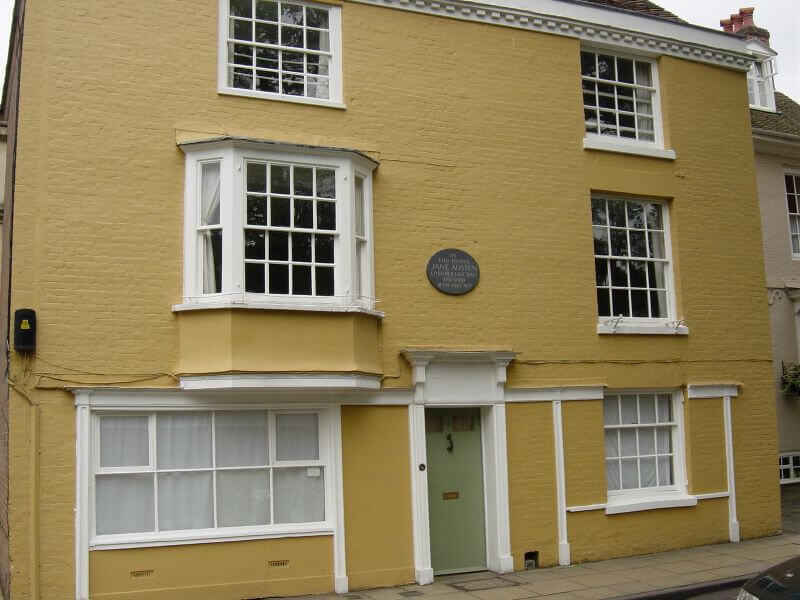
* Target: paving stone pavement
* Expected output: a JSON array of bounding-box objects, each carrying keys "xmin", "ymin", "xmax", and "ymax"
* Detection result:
[{"xmin": 297, "ymin": 487, "xmax": 800, "ymax": 600}]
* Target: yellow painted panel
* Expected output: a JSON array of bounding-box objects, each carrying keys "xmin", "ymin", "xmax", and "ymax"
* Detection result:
[
  {"xmin": 89, "ymin": 536, "xmax": 333, "ymax": 600},
  {"xmin": 686, "ymin": 398, "xmax": 727, "ymax": 495},
  {"xmin": 568, "ymin": 498, "xmax": 728, "ymax": 563},
  {"xmin": 341, "ymin": 406, "xmax": 414, "ymax": 589},
  {"xmin": 562, "ymin": 400, "xmax": 606, "ymax": 508},
  {"xmin": 506, "ymin": 403, "xmax": 559, "ymax": 568},
  {"xmin": 177, "ymin": 310, "xmax": 381, "ymax": 375}
]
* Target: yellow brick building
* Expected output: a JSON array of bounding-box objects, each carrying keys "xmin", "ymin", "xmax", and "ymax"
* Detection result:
[{"xmin": 0, "ymin": 0, "xmax": 782, "ymax": 598}]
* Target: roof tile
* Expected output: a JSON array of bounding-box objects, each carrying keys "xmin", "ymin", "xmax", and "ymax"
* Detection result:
[
  {"xmin": 576, "ymin": 0, "xmax": 685, "ymax": 23},
  {"xmin": 751, "ymin": 92, "xmax": 800, "ymax": 139}
]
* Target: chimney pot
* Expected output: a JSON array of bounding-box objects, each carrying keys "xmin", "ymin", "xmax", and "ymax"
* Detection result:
[
  {"xmin": 720, "ymin": 18, "xmax": 733, "ymax": 33},
  {"xmin": 740, "ymin": 7, "xmax": 755, "ymax": 27},
  {"xmin": 731, "ymin": 13, "xmax": 743, "ymax": 32}
]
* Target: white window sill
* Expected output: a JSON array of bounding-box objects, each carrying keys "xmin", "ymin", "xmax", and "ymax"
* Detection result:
[
  {"xmin": 219, "ymin": 87, "xmax": 346, "ymax": 110},
  {"xmin": 583, "ymin": 136, "xmax": 676, "ymax": 160},
  {"xmin": 597, "ymin": 320, "xmax": 689, "ymax": 335},
  {"xmin": 750, "ymin": 104, "xmax": 777, "ymax": 113},
  {"xmin": 605, "ymin": 494, "xmax": 697, "ymax": 515},
  {"xmin": 173, "ymin": 298, "xmax": 384, "ymax": 318},
  {"xmin": 792, "ymin": 253, "xmax": 800, "ymax": 261},
  {"xmin": 90, "ymin": 524, "xmax": 334, "ymax": 551}
]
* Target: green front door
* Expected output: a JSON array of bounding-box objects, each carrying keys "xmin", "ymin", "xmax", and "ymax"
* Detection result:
[{"xmin": 425, "ymin": 407, "xmax": 486, "ymax": 575}]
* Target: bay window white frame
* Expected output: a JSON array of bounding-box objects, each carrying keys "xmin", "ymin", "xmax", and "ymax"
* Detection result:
[
  {"xmin": 592, "ymin": 195, "xmax": 686, "ymax": 335},
  {"xmin": 217, "ymin": 0, "xmax": 344, "ymax": 108},
  {"xmin": 785, "ymin": 170, "xmax": 800, "ymax": 260},
  {"xmin": 177, "ymin": 138, "xmax": 377, "ymax": 313},
  {"xmin": 89, "ymin": 406, "xmax": 335, "ymax": 549},
  {"xmin": 603, "ymin": 389, "xmax": 695, "ymax": 515},
  {"xmin": 581, "ymin": 47, "xmax": 674, "ymax": 160}
]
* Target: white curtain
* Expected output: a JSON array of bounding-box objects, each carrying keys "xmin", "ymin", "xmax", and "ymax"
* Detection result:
[
  {"xmin": 216, "ymin": 411, "xmax": 269, "ymax": 467},
  {"xmin": 96, "ymin": 473, "xmax": 154, "ymax": 535},
  {"xmin": 99, "ymin": 415, "xmax": 149, "ymax": 468},
  {"xmin": 275, "ymin": 414, "xmax": 319, "ymax": 461},
  {"xmin": 273, "ymin": 467, "xmax": 325, "ymax": 523},
  {"xmin": 157, "ymin": 472, "xmax": 213, "ymax": 531},
  {"xmin": 217, "ymin": 469, "xmax": 270, "ymax": 527},
  {"xmin": 201, "ymin": 162, "xmax": 221, "ymax": 294},
  {"xmin": 157, "ymin": 412, "xmax": 212, "ymax": 469}
]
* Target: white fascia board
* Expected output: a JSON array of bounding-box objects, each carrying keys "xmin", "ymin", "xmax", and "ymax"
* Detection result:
[
  {"xmin": 505, "ymin": 386, "xmax": 604, "ymax": 402},
  {"xmin": 348, "ymin": 0, "xmax": 754, "ymax": 71},
  {"xmin": 180, "ymin": 373, "xmax": 381, "ymax": 391},
  {"xmin": 686, "ymin": 384, "xmax": 740, "ymax": 399}
]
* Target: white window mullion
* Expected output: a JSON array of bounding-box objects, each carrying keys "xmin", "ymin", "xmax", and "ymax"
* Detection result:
[
  {"xmin": 224, "ymin": 148, "xmax": 242, "ymax": 295},
  {"xmin": 151, "ymin": 413, "xmax": 159, "ymax": 532},
  {"xmin": 212, "ymin": 411, "xmax": 218, "ymax": 529}
]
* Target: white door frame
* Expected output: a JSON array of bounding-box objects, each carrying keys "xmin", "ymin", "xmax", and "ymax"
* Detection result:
[{"xmin": 403, "ymin": 351, "xmax": 515, "ymax": 584}]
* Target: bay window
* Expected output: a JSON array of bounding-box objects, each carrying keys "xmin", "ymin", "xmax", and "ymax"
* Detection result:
[{"xmin": 179, "ymin": 138, "xmax": 377, "ymax": 311}]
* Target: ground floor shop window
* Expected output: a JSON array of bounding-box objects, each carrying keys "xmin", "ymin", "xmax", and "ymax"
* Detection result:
[{"xmin": 92, "ymin": 409, "xmax": 330, "ymax": 543}]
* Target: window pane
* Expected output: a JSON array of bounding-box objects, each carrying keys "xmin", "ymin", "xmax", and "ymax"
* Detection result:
[
  {"xmin": 316, "ymin": 169, "xmax": 336, "ymax": 199},
  {"xmin": 274, "ymin": 467, "xmax": 325, "ymax": 523},
  {"xmin": 306, "ymin": 7, "xmax": 329, "ymax": 28},
  {"xmin": 591, "ymin": 198, "xmax": 607, "ymax": 225},
  {"xmin": 611, "ymin": 289, "xmax": 629, "ymax": 318},
  {"xmin": 276, "ymin": 414, "xmax": 319, "ymax": 460},
  {"xmin": 202, "ymin": 230, "xmax": 223, "ymax": 295},
  {"xmin": 617, "ymin": 58, "xmax": 634, "ymax": 83},
  {"xmin": 629, "ymin": 261, "xmax": 646, "ymax": 287},
  {"xmin": 257, "ymin": 0, "xmax": 278, "ymax": 20},
  {"xmin": 606, "ymin": 460, "xmax": 620, "ymax": 491},
  {"xmin": 610, "ymin": 260, "xmax": 627, "ymax": 286},
  {"xmin": 99, "ymin": 416, "xmax": 149, "ymax": 468},
  {"xmin": 658, "ymin": 456, "xmax": 673, "ymax": 486},
  {"xmin": 657, "ymin": 395, "xmax": 672, "ymax": 422},
  {"xmin": 292, "ymin": 233, "xmax": 312, "ymax": 262},
  {"xmin": 316, "ymin": 267, "xmax": 334, "ymax": 296},
  {"xmin": 96, "ymin": 474, "xmax": 155, "ymax": 534},
  {"xmin": 638, "ymin": 427, "xmax": 656, "ymax": 455},
  {"xmin": 231, "ymin": 0, "xmax": 252, "ymax": 18},
  {"xmin": 595, "ymin": 259, "xmax": 609, "ymax": 286},
  {"xmin": 317, "ymin": 201, "xmax": 335, "ymax": 230},
  {"xmin": 648, "ymin": 232, "xmax": 665, "ymax": 259},
  {"xmin": 610, "ymin": 230, "xmax": 628, "ymax": 256},
  {"xmin": 269, "ymin": 231, "xmax": 289, "ymax": 261},
  {"xmin": 248, "ymin": 195, "xmax": 268, "ymax": 226},
  {"xmin": 247, "ymin": 163, "xmax": 267, "ymax": 193},
  {"xmin": 621, "ymin": 458, "xmax": 638, "ymax": 489},
  {"xmin": 631, "ymin": 290, "xmax": 648, "ymax": 317},
  {"xmin": 638, "ymin": 395, "xmax": 656, "ymax": 423},
  {"xmin": 157, "ymin": 412, "xmax": 212, "ymax": 469},
  {"xmin": 593, "ymin": 227, "xmax": 609, "ymax": 255},
  {"xmin": 271, "ymin": 165, "xmax": 290, "ymax": 194},
  {"xmin": 620, "ymin": 395, "xmax": 638, "ymax": 424},
  {"xmin": 650, "ymin": 290, "xmax": 667, "ymax": 318},
  {"xmin": 620, "ymin": 429, "xmax": 637, "ymax": 457},
  {"xmin": 245, "ymin": 263, "xmax": 266, "ymax": 293},
  {"xmin": 598, "ymin": 55, "xmax": 615, "ymax": 80},
  {"xmin": 597, "ymin": 288, "xmax": 611, "ymax": 317},
  {"xmin": 271, "ymin": 197, "xmax": 290, "ymax": 226},
  {"xmin": 217, "ymin": 469, "xmax": 270, "ymax": 527},
  {"xmin": 216, "ymin": 411, "xmax": 269, "ymax": 467},
  {"xmin": 609, "ymin": 201, "xmax": 626, "ymax": 227},
  {"xmin": 201, "ymin": 163, "xmax": 221, "ymax": 226},
  {"xmin": 354, "ymin": 177, "xmax": 365, "ymax": 236},
  {"xmin": 629, "ymin": 231, "xmax": 646, "ymax": 257},
  {"xmin": 294, "ymin": 199, "xmax": 314, "ymax": 228},
  {"xmin": 315, "ymin": 235, "xmax": 334, "ymax": 264},
  {"xmin": 640, "ymin": 456, "xmax": 657, "ymax": 487},
  {"xmin": 157, "ymin": 472, "xmax": 214, "ymax": 531},
  {"xmin": 603, "ymin": 397, "xmax": 619, "ymax": 425},
  {"xmin": 635, "ymin": 61, "xmax": 652, "ymax": 86},
  {"xmin": 645, "ymin": 203, "xmax": 662, "ymax": 229},
  {"xmin": 269, "ymin": 264, "xmax": 289, "ymax": 294},
  {"xmin": 580, "ymin": 51, "xmax": 596, "ymax": 77},
  {"xmin": 245, "ymin": 230, "xmax": 265, "ymax": 260},
  {"xmin": 294, "ymin": 167, "xmax": 313, "ymax": 196},
  {"xmin": 292, "ymin": 265, "xmax": 312, "ymax": 295},
  {"xmin": 605, "ymin": 430, "xmax": 619, "ymax": 458},
  {"xmin": 657, "ymin": 428, "xmax": 671, "ymax": 453}
]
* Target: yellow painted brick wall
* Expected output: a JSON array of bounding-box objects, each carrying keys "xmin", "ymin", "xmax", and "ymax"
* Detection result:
[
  {"xmin": 341, "ymin": 406, "xmax": 415, "ymax": 589},
  {"xmin": 506, "ymin": 403, "xmax": 559, "ymax": 569},
  {"xmin": 6, "ymin": 0, "xmax": 779, "ymax": 596}
]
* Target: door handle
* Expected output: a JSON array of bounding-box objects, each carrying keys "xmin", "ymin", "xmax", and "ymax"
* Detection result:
[{"xmin": 446, "ymin": 433, "xmax": 453, "ymax": 453}]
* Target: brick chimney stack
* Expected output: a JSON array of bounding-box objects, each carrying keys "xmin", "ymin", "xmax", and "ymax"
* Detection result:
[{"xmin": 720, "ymin": 7, "xmax": 771, "ymax": 47}]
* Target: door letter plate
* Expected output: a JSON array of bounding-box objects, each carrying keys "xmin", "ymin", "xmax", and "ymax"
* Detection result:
[{"xmin": 443, "ymin": 491, "xmax": 460, "ymax": 500}]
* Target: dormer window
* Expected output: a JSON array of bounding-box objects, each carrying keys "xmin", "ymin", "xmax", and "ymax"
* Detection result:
[{"xmin": 748, "ymin": 58, "xmax": 777, "ymax": 111}]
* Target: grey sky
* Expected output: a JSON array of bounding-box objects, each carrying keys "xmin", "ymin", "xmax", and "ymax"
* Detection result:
[
  {"xmin": 0, "ymin": 0, "xmax": 796, "ymax": 101},
  {"xmin": 654, "ymin": 0, "xmax": 800, "ymax": 102}
]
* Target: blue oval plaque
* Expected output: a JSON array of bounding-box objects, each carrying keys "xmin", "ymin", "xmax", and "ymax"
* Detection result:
[{"xmin": 426, "ymin": 249, "xmax": 480, "ymax": 295}]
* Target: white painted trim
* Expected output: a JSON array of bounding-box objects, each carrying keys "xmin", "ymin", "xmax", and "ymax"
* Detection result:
[
  {"xmin": 402, "ymin": 350, "xmax": 517, "ymax": 364},
  {"xmin": 568, "ymin": 492, "xmax": 727, "ymax": 512},
  {"xmin": 505, "ymin": 386, "xmax": 604, "ymax": 403},
  {"xmin": 695, "ymin": 491, "xmax": 730, "ymax": 500},
  {"xmin": 347, "ymin": 0, "xmax": 754, "ymax": 72},
  {"xmin": 723, "ymin": 395, "xmax": 740, "ymax": 542},
  {"xmin": 567, "ymin": 503, "xmax": 606, "ymax": 512},
  {"xmin": 605, "ymin": 494, "xmax": 697, "ymax": 515},
  {"xmin": 217, "ymin": 0, "xmax": 344, "ymax": 105},
  {"xmin": 408, "ymin": 405, "xmax": 433, "ymax": 584},
  {"xmin": 75, "ymin": 398, "xmax": 91, "ymax": 600},
  {"xmin": 180, "ymin": 373, "xmax": 381, "ymax": 391},
  {"xmin": 72, "ymin": 387, "xmax": 415, "ymax": 407},
  {"xmin": 583, "ymin": 136, "xmax": 676, "ymax": 160},
  {"xmin": 172, "ymin": 300, "xmax": 384, "ymax": 317},
  {"xmin": 552, "ymin": 400, "xmax": 570, "ymax": 566},
  {"xmin": 331, "ymin": 406, "xmax": 349, "ymax": 594},
  {"xmin": 482, "ymin": 404, "xmax": 513, "ymax": 574},
  {"xmin": 687, "ymin": 384, "xmax": 740, "ymax": 399},
  {"xmin": 218, "ymin": 89, "xmax": 347, "ymax": 109},
  {"xmin": 597, "ymin": 321, "xmax": 688, "ymax": 335},
  {"xmin": 91, "ymin": 527, "xmax": 333, "ymax": 550}
]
